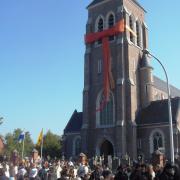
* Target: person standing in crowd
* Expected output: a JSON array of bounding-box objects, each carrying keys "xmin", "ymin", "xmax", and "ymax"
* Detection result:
[
  {"xmin": 56, "ymin": 160, "xmax": 62, "ymax": 180},
  {"xmin": 29, "ymin": 163, "xmax": 38, "ymax": 180},
  {"xmin": 89, "ymin": 164, "xmax": 103, "ymax": 180},
  {"xmin": 9, "ymin": 163, "xmax": 16, "ymax": 180},
  {"xmin": 130, "ymin": 163, "xmax": 142, "ymax": 180},
  {"xmin": 147, "ymin": 164, "xmax": 155, "ymax": 180},
  {"xmin": 68, "ymin": 158, "xmax": 74, "ymax": 167},
  {"xmin": 114, "ymin": 165, "xmax": 128, "ymax": 180},
  {"xmin": 174, "ymin": 164, "xmax": 180, "ymax": 180},
  {"xmin": 102, "ymin": 170, "xmax": 112, "ymax": 180},
  {"xmin": 77, "ymin": 153, "xmax": 89, "ymax": 179},
  {"xmin": 68, "ymin": 166, "xmax": 75, "ymax": 180},
  {"xmin": 17, "ymin": 162, "xmax": 27, "ymax": 180},
  {"xmin": 59, "ymin": 167, "xmax": 69, "ymax": 180},
  {"xmin": 158, "ymin": 163, "xmax": 175, "ymax": 180},
  {"xmin": 0, "ymin": 168, "xmax": 8, "ymax": 180},
  {"xmin": 38, "ymin": 161, "xmax": 50, "ymax": 180},
  {"xmin": 141, "ymin": 164, "xmax": 152, "ymax": 180},
  {"xmin": 154, "ymin": 164, "xmax": 163, "ymax": 180},
  {"xmin": 3, "ymin": 162, "xmax": 9, "ymax": 179}
]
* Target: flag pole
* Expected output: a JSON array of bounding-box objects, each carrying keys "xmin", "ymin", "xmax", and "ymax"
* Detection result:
[
  {"xmin": 22, "ymin": 133, "xmax": 25, "ymax": 159},
  {"xmin": 40, "ymin": 129, "xmax": 43, "ymax": 160}
]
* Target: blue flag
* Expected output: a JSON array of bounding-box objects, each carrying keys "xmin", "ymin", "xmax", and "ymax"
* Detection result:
[{"xmin": 18, "ymin": 132, "xmax": 25, "ymax": 143}]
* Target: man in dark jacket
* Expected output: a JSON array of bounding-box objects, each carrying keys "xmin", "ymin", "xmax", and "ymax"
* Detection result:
[
  {"xmin": 158, "ymin": 163, "xmax": 175, "ymax": 180},
  {"xmin": 114, "ymin": 165, "xmax": 128, "ymax": 180},
  {"xmin": 89, "ymin": 164, "xmax": 102, "ymax": 180}
]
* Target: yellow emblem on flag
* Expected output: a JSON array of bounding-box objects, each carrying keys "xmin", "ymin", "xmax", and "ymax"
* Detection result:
[{"xmin": 37, "ymin": 129, "xmax": 43, "ymax": 146}]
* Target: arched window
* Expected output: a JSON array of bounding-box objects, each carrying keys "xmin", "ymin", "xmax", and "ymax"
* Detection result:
[
  {"xmin": 100, "ymin": 93, "xmax": 114, "ymax": 126},
  {"xmin": 97, "ymin": 18, "xmax": 104, "ymax": 44},
  {"xmin": 98, "ymin": 18, "xmax": 104, "ymax": 32},
  {"xmin": 150, "ymin": 129, "xmax": 165, "ymax": 154},
  {"xmin": 74, "ymin": 137, "xmax": 81, "ymax": 156},
  {"xmin": 136, "ymin": 21, "xmax": 140, "ymax": 46},
  {"xmin": 129, "ymin": 16, "xmax": 134, "ymax": 43},
  {"xmin": 108, "ymin": 14, "xmax": 115, "ymax": 41},
  {"xmin": 153, "ymin": 132, "xmax": 163, "ymax": 151},
  {"xmin": 108, "ymin": 14, "xmax": 114, "ymax": 28}
]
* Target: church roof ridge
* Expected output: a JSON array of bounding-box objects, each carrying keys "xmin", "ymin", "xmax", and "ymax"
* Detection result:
[
  {"xmin": 87, "ymin": 0, "xmax": 105, "ymax": 8},
  {"xmin": 154, "ymin": 76, "xmax": 180, "ymax": 97},
  {"xmin": 136, "ymin": 97, "xmax": 180, "ymax": 125},
  {"xmin": 64, "ymin": 110, "xmax": 83, "ymax": 134}
]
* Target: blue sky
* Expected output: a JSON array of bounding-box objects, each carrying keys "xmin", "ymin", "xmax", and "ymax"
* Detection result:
[{"xmin": 0, "ymin": 0, "xmax": 180, "ymax": 141}]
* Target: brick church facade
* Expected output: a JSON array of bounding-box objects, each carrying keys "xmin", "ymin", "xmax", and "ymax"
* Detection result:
[{"xmin": 63, "ymin": 0, "xmax": 180, "ymax": 161}]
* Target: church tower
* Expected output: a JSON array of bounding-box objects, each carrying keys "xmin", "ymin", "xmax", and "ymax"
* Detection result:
[{"xmin": 81, "ymin": 0, "xmax": 150, "ymax": 160}]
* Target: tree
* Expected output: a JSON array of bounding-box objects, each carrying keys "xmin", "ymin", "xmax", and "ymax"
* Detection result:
[
  {"xmin": 0, "ymin": 117, "xmax": 3, "ymax": 125},
  {"xmin": 5, "ymin": 128, "xmax": 34, "ymax": 157},
  {"xmin": 40, "ymin": 130, "xmax": 62, "ymax": 159}
]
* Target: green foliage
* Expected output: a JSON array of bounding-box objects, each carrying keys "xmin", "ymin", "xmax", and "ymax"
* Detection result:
[
  {"xmin": 40, "ymin": 130, "xmax": 62, "ymax": 159},
  {"xmin": 5, "ymin": 128, "xmax": 34, "ymax": 157},
  {"xmin": 0, "ymin": 117, "xmax": 3, "ymax": 125}
]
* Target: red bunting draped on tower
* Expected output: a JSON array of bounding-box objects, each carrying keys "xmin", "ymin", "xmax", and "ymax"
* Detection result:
[{"xmin": 85, "ymin": 19, "xmax": 125, "ymax": 111}]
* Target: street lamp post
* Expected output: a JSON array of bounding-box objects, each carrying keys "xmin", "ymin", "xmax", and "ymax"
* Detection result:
[{"xmin": 143, "ymin": 49, "xmax": 175, "ymax": 164}]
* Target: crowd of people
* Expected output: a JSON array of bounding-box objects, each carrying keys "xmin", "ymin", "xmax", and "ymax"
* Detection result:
[{"xmin": 0, "ymin": 152, "xmax": 180, "ymax": 180}]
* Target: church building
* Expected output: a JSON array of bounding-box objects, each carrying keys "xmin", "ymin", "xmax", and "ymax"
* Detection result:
[{"xmin": 63, "ymin": 0, "xmax": 180, "ymax": 161}]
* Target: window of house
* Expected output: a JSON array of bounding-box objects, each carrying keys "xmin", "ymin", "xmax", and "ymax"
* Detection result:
[
  {"xmin": 129, "ymin": 16, "xmax": 134, "ymax": 43},
  {"xmin": 153, "ymin": 132, "xmax": 163, "ymax": 151},
  {"xmin": 100, "ymin": 93, "xmax": 114, "ymax": 126},
  {"xmin": 74, "ymin": 138, "xmax": 81, "ymax": 156},
  {"xmin": 136, "ymin": 21, "xmax": 140, "ymax": 47}
]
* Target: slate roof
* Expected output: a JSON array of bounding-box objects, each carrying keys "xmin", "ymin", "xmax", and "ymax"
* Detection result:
[
  {"xmin": 64, "ymin": 110, "xmax": 82, "ymax": 134},
  {"xmin": 140, "ymin": 53, "xmax": 152, "ymax": 69},
  {"xmin": 87, "ymin": 0, "xmax": 146, "ymax": 12},
  {"xmin": 136, "ymin": 97, "xmax": 180, "ymax": 125},
  {"xmin": 154, "ymin": 76, "xmax": 180, "ymax": 97},
  {"xmin": 87, "ymin": 0, "xmax": 105, "ymax": 8}
]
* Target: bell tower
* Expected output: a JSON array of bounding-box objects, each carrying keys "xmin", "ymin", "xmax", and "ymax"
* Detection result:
[{"xmin": 81, "ymin": 0, "xmax": 149, "ymax": 159}]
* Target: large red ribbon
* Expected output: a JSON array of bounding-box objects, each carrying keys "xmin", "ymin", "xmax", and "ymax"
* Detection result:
[{"xmin": 85, "ymin": 19, "xmax": 125, "ymax": 111}]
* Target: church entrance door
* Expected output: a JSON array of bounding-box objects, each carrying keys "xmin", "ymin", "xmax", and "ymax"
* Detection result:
[{"xmin": 100, "ymin": 140, "xmax": 114, "ymax": 165}]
